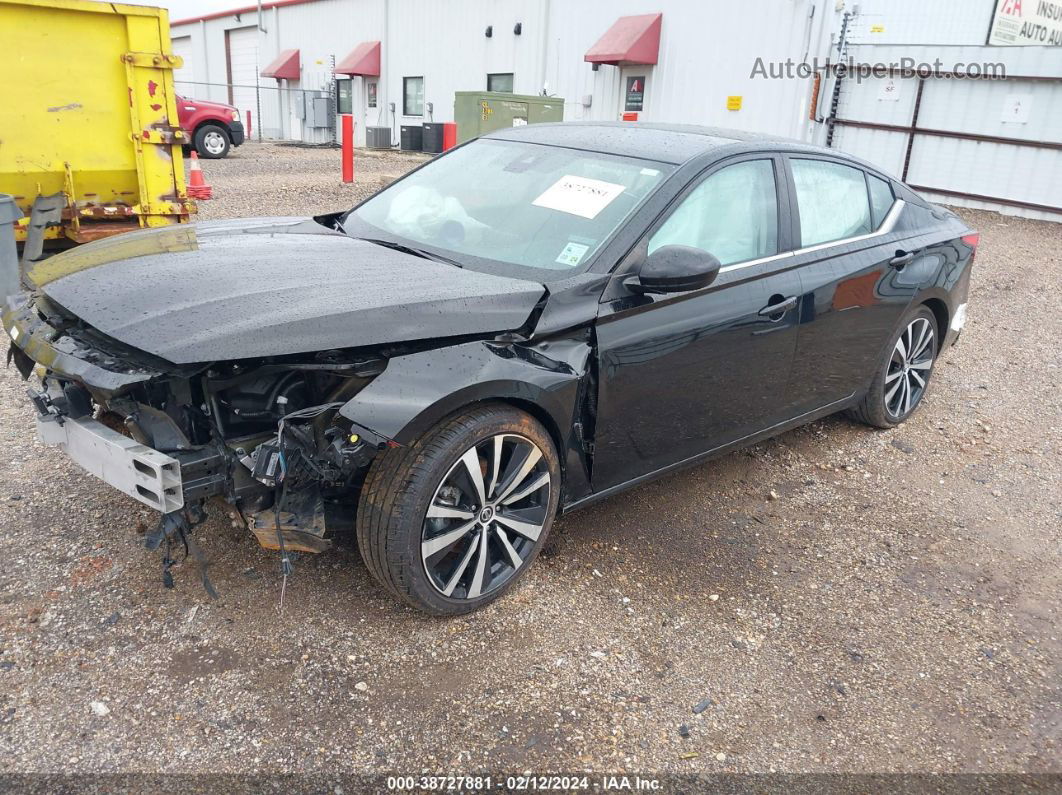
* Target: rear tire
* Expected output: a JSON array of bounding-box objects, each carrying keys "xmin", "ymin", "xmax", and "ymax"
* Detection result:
[
  {"xmin": 356, "ymin": 404, "xmax": 560, "ymax": 615},
  {"xmin": 849, "ymin": 305, "xmax": 939, "ymax": 429},
  {"xmin": 194, "ymin": 124, "xmax": 230, "ymax": 158}
]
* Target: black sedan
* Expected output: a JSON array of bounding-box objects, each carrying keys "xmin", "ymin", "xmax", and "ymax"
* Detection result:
[{"xmin": 3, "ymin": 123, "xmax": 978, "ymax": 614}]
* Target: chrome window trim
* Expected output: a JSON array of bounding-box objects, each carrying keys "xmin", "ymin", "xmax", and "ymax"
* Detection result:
[{"xmin": 718, "ymin": 199, "xmax": 905, "ymax": 275}]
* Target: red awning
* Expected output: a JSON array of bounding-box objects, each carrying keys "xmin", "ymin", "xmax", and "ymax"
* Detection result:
[
  {"xmin": 335, "ymin": 41, "xmax": 381, "ymax": 77},
  {"xmin": 261, "ymin": 49, "xmax": 300, "ymax": 80},
  {"xmin": 584, "ymin": 13, "xmax": 662, "ymax": 66}
]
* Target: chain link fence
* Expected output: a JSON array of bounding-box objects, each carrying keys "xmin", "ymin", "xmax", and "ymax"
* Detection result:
[{"xmin": 174, "ymin": 79, "xmax": 338, "ymax": 146}]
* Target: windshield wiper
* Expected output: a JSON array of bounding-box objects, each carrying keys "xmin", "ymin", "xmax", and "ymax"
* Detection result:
[{"xmin": 356, "ymin": 238, "xmax": 464, "ymax": 267}]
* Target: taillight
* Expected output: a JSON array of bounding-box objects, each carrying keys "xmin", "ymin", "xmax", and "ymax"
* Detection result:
[{"xmin": 961, "ymin": 232, "xmax": 979, "ymax": 265}]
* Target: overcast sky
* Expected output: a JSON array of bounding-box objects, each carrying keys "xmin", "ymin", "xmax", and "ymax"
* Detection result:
[{"xmin": 123, "ymin": 0, "xmax": 244, "ymax": 22}]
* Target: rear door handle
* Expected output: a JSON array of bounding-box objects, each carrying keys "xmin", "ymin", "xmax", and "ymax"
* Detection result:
[
  {"xmin": 890, "ymin": 250, "xmax": 917, "ymax": 268},
  {"xmin": 758, "ymin": 295, "xmax": 798, "ymax": 316}
]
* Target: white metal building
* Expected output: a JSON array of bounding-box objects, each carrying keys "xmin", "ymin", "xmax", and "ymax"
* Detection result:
[{"xmin": 170, "ymin": 0, "xmax": 1062, "ymax": 221}]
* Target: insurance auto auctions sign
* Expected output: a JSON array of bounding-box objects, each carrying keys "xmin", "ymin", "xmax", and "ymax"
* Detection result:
[{"xmin": 988, "ymin": 0, "xmax": 1062, "ymax": 45}]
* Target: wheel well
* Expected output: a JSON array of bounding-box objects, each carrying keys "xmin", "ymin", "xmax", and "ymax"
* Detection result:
[
  {"xmin": 421, "ymin": 397, "xmax": 568, "ymax": 466},
  {"xmin": 194, "ymin": 120, "xmax": 229, "ymax": 140},
  {"xmin": 492, "ymin": 398, "xmax": 566, "ymax": 464},
  {"xmin": 921, "ymin": 298, "xmax": 949, "ymax": 341}
]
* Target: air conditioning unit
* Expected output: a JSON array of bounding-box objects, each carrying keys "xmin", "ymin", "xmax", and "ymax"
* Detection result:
[
  {"xmin": 400, "ymin": 124, "xmax": 423, "ymax": 152},
  {"xmin": 366, "ymin": 126, "xmax": 391, "ymax": 149}
]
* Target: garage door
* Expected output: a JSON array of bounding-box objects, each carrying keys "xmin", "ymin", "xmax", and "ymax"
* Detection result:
[
  {"xmin": 172, "ymin": 35, "xmax": 195, "ymax": 90},
  {"xmin": 226, "ymin": 26, "xmax": 259, "ymax": 125}
]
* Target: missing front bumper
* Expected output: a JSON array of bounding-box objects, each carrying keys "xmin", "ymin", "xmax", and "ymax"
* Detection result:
[{"xmin": 36, "ymin": 414, "xmax": 184, "ymax": 512}]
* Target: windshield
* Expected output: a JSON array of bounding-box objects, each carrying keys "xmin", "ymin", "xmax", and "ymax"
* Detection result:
[{"xmin": 348, "ymin": 138, "xmax": 673, "ymax": 279}]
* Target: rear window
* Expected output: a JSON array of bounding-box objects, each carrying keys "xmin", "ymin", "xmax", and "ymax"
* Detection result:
[
  {"xmin": 868, "ymin": 174, "xmax": 895, "ymax": 229},
  {"xmin": 791, "ymin": 158, "xmax": 873, "ymax": 247}
]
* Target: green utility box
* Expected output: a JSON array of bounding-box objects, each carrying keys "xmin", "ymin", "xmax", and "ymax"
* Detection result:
[{"xmin": 454, "ymin": 91, "xmax": 565, "ymax": 144}]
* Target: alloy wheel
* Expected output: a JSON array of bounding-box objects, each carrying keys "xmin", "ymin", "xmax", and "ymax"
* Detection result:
[
  {"xmin": 885, "ymin": 316, "xmax": 935, "ymax": 418},
  {"xmin": 203, "ymin": 130, "xmax": 227, "ymax": 155},
  {"xmin": 421, "ymin": 433, "xmax": 551, "ymax": 600}
]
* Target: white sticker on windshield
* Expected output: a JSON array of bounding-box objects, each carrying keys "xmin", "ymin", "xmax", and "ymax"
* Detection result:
[
  {"xmin": 555, "ymin": 241, "xmax": 590, "ymax": 267},
  {"xmin": 533, "ymin": 175, "xmax": 626, "ymax": 219}
]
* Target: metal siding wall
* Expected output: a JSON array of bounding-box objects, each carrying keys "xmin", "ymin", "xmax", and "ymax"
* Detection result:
[
  {"xmin": 831, "ymin": 125, "xmax": 910, "ymax": 177},
  {"xmin": 545, "ymin": 0, "xmax": 820, "ymax": 139},
  {"xmin": 917, "ymin": 76, "xmax": 1062, "ymax": 142},
  {"xmin": 384, "ymin": 0, "xmax": 544, "ymax": 124},
  {"xmin": 825, "ymin": 33, "xmax": 1062, "ymax": 218},
  {"xmin": 172, "ymin": 36, "xmax": 196, "ymax": 86},
  {"xmin": 170, "ymin": 0, "xmax": 1061, "ymax": 220},
  {"xmin": 172, "ymin": 20, "xmax": 238, "ymax": 106},
  {"xmin": 843, "ymin": 0, "xmax": 998, "ymax": 46},
  {"xmin": 840, "ymin": 42, "xmax": 1062, "ymax": 80},
  {"xmin": 828, "ymin": 62, "xmax": 1062, "ymax": 217},
  {"xmin": 829, "ymin": 71, "xmax": 918, "ymax": 175},
  {"xmin": 174, "ymin": 0, "xmax": 822, "ymax": 141},
  {"xmin": 909, "ymin": 136, "xmax": 1062, "ymax": 214},
  {"xmin": 834, "ymin": 73, "xmax": 919, "ymax": 127},
  {"xmin": 272, "ymin": 0, "xmax": 386, "ymax": 145},
  {"xmin": 906, "ymin": 73, "xmax": 1062, "ymax": 214},
  {"xmin": 272, "ymin": 0, "xmax": 547, "ymax": 140}
]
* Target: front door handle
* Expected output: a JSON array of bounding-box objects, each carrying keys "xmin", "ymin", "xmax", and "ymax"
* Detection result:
[
  {"xmin": 759, "ymin": 295, "xmax": 798, "ymax": 317},
  {"xmin": 890, "ymin": 250, "xmax": 917, "ymax": 269}
]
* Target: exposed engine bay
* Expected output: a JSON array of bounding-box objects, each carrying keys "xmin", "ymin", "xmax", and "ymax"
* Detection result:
[{"xmin": 7, "ymin": 294, "xmax": 398, "ymax": 592}]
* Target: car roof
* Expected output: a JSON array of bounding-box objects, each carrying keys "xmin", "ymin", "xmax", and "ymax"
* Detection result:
[
  {"xmin": 485, "ymin": 121, "xmax": 806, "ymax": 165},
  {"xmin": 485, "ymin": 122, "xmax": 902, "ymax": 180}
]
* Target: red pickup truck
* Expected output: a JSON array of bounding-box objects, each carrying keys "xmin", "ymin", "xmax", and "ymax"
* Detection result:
[{"xmin": 177, "ymin": 95, "xmax": 246, "ymax": 159}]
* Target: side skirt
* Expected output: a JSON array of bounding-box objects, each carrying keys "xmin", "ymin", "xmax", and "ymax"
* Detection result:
[{"xmin": 561, "ymin": 393, "xmax": 858, "ymax": 515}]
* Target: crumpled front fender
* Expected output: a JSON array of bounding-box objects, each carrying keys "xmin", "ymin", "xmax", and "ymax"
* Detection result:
[{"xmin": 339, "ymin": 335, "xmax": 594, "ymax": 503}]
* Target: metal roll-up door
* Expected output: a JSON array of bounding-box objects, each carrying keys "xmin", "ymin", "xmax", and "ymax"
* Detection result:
[{"xmin": 226, "ymin": 26, "xmax": 259, "ymax": 129}]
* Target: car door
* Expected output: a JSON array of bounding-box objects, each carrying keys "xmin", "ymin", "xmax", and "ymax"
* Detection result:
[
  {"xmin": 782, "ymin": 156, "xmax": 918, "ymax": 414},
  {"xmin": 592, "ymin": 154, "xmax": 803, "ymax": 492}
]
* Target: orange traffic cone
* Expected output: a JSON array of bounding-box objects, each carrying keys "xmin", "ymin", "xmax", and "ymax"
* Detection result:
[{"xmin": 186, "ymin": 151, "xmax": 213, "ymax": 200}]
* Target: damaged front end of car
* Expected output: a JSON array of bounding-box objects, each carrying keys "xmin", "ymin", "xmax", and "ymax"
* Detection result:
[
  {"xmin": 5, "ymin": 292, "xmax": 392, "ymax": 591},
  {"xmin": 4, "ymin": 283, "xmax": 597, "ymax": 597}
]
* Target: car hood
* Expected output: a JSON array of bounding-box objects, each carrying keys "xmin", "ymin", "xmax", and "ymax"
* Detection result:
[
  {"xmin": 28, "ymin": 218, "xmax": 546, "ymax": 364},
  {"xmin": 177, "ymin": 96, "xmax": 237, "ymax": 114}
]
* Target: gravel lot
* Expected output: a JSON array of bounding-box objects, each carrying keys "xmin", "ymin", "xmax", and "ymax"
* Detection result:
[{"xmin": 1, "ymin": 143, "xmax": 1058, "ymax": 777}]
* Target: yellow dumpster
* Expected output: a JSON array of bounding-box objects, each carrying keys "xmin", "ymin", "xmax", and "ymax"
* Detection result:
[{"xmin": 0, "ymin": 0, "xmax": 194, "ymax": 249}]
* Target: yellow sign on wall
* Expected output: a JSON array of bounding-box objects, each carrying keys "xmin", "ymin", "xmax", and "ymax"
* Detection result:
[{"xmin": 726, "ymin": 96, "xmax": 743, "ymax": 111}]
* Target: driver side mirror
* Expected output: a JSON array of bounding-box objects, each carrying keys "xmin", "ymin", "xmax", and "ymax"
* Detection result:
[{"xmin": 625, "ymin": 245, "xmax": 722, "ymax": 294}]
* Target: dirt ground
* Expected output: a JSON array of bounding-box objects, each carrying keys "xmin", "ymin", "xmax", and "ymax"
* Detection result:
[{"xmin": 0, "ymin": 143, "xmax": 1058, "ymax": 777}]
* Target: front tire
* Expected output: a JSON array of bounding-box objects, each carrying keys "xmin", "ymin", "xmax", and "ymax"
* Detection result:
[
  {"xmin": 849, "ymin": 305, "xmax": 939, "ymax": 428},
  {"xmin": 194, "ymin": 124, "xmax": 230, "ymax": 158},
  {"xmin": 356, "ymin": 405, "xmax": 560, "ymax": 615}
]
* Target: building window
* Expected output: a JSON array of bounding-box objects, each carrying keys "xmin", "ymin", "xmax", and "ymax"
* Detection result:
[
  {"xmin": 336, "ymin": 78, "xmax": 352, "ymax": 114},
  {"xmin": 403, "ymin": 76, "xmax": 424, "ymax": 116},
  {"xmin": 367, "ymin": 81, "xmax": 377, "ymax": 108},
  {"xmin": 487, "ymin": 72, "xmax": 514, "ymax": 93}
]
